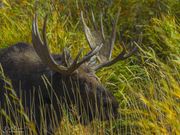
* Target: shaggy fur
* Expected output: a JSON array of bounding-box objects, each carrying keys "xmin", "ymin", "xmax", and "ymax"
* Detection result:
[{"xmin": 0, "ymin": 43, "xmax": 119, "ymax": 134}]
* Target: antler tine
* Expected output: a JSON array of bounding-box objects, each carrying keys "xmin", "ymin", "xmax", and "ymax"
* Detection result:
[
  {"xmin": 62, "ymin": 47, "xmax": 71, "ymax": 67},
  {"xmin": 78, "ymin": 44, "xmax": 103, "ymax": 65},
  {"xmin": 92, "ymin": 11, "xmax": 105, "ymax": 41},
  {"xmin": 81, "ymin": 11, "xmax": 97, "ymax": 50},
  {"xmin": 108, "ymin": 9, "xmax": 120, "ymax": 60},
  {"xmin": 71, "ymin": 48, "xmax": 84, "ymax": 65},
  {"xmin": 100, "ymin": 13, "xmax": 105, "ymax": 40},
  {"xmin": 42, "ymin": 14, "xmax": 48, "ymax": 46},
  {"xmin": 91, "ymin": 11, "xmax": 98, "ymax": 31},
  {"xmin": 94, "ymin": 41, "xmax": 138, "ymax": 71},
  {"xmin": 66, "ymin": 44, "xmax": 103, "ymax": 73},
  {"xmin": 32, "ymin": 13, "xmax": 68, "ymax": 73}
]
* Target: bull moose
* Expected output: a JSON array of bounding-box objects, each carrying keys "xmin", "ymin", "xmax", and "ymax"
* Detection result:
[{"xmin": 0, "ymin": 11, "xmax": 138, "ymax": 134}]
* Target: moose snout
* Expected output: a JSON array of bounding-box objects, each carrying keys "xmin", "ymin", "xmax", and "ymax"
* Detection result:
[
  {"xmin": 95, "ymin": 86, "xmax": 119, "ymax": 120},
  {"xmin": 104, "ymin": 100, "xmax": 119, "ymax": 120}
]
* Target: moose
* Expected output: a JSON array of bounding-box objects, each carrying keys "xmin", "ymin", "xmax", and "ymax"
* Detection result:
[{"xmin": 0, "ymin": 11, "xmax": 137, "ymax": 134}]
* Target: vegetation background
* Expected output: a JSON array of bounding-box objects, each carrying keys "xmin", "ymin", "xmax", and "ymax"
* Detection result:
[{"xmin": 0, "ymin": 0, "xmax": 179, "ymax": 134}]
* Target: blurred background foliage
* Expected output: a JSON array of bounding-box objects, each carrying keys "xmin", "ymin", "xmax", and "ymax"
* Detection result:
[{"xmin": 0, "ymin": 0, "xmax": 180, "ymax": 134}]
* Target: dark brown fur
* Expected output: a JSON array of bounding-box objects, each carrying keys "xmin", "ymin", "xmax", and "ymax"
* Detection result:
[{"xmin": 0, "ymin": 43, "xmax": 119, "ymax": 134}]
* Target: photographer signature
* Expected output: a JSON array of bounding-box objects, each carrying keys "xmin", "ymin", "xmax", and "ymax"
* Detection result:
[{"xmin": 0, "ymin": 126, "xmax": 28, "ymax": 134}]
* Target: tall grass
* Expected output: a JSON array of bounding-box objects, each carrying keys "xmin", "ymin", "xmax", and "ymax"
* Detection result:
[{"xmin": 0, "ymin": 0, "xmax": 180, "ymax": 135}]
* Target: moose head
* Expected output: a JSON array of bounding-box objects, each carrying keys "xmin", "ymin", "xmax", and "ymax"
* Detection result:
[
  {"xmin": 0, "ymin": 10, "xmax": 139, "ymax": 134},
  {"xmin": 32, "ymin": 10, "xmax": 138, "ymax": 124}
]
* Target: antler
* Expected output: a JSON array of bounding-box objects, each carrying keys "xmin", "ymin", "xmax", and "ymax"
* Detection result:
[
  {"xmin": 81, "ymin": 9, "xmax": 140, "ymax": 71},
  {"xmin": 81, "ymin": 10, "xmax": 120, "ymax": 63},
  {"xmin": 32, "ymin": 13, "xmax": 102, "ymax": 75},
  {"xmin": 94, "ymin": 42, "xmax": 139, "ymax": 71}
]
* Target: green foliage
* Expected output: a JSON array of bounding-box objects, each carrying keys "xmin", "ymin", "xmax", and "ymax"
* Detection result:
[
  {"xmin": 0, "ymin": 0, "xmax": 180, "ymax": 134},
  {"xmin": 145, "ymin": 16, "xmax": 180, "ymax": 60}
]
